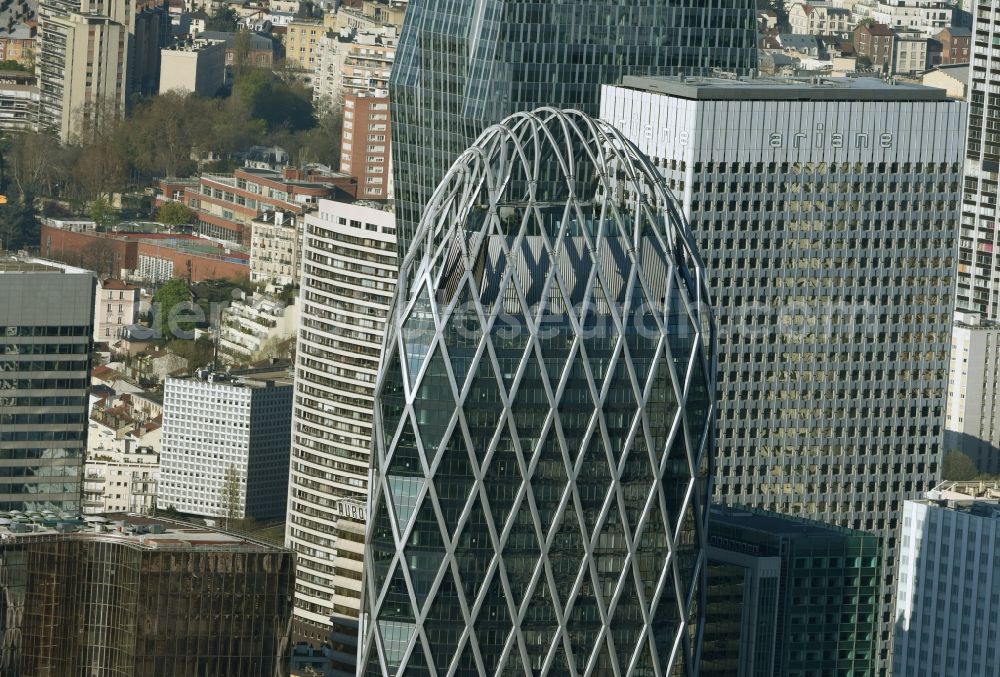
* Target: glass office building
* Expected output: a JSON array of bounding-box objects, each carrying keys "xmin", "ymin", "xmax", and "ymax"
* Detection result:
[
  {"xmin": 701, "ymin": 505, "xmax": 882, "ymax": 676},
  {"xmin": 0, "ymin": 259, "xmax": 95, "ymax": 513},
  {"xmin": 389, "ymin": 0, "xmax": 759, "ymax": 252},
  {"xmin": 360, "ymin": 108, "xmax": 716, "ymax": 676}
]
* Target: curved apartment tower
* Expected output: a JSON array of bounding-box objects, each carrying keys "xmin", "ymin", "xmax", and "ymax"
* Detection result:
[{"xmin": 360, "ymin": 108, "xmax": 715, "ymax": 676}]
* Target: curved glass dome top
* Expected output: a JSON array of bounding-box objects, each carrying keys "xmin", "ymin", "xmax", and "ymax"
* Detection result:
[
  {"xmin": 400, "ymin": 107, "xmax": 708, "ymax": 315},
  {"xmin": 362, "ymin": 108, "xmax": 716, "ymax": 676}
]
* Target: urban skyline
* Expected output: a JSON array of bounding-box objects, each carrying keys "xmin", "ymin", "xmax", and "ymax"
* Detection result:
[{"xmin": 0, "ymin": 1, "xmax": 994, "ymax": 676}]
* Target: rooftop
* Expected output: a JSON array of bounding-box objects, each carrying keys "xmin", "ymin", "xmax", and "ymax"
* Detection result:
[
  {"xmin": 617, "ymin": 75, "xmax": 950, "ymax": 102},
  {"xmin": 710, "ymin": 504, "xmax": 868, "ymax": 538},
  {"xmin": 171, "ymin": 365, "xmax": 294, "ymax": 387},
  {"xmin": 0, "ymin": 257, "xmax": 91, "ymax": 274},
  {"xmin": 0, "ymin": 512, "xmax": 286, "ymax": 552}
]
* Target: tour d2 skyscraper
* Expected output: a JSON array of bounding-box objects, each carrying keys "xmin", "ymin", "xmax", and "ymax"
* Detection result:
[
  {"xmin": 389, "ymin": 0, "xmax": 759, "ymax": 252},
  {"xmin": 360, "ymin": 108, "xmax": 716, "ymax": 676}
]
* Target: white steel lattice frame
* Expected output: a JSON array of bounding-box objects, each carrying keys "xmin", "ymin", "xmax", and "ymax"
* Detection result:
[{"xmin": 360, "ymin": 107, "xmax": 717, "ymax": 677}]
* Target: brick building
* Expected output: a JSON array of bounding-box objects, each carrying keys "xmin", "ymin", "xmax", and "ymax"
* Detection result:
[
  {"xmin": 158, "ymin": 167, "xmax": 356, "ymax": 245},
  {"xmin": 855, "ymin": 22, "xmax": 896, "ymax": 71},
  {"xmin": 40, "ymin": 225, "xmax": 250, "ymax": 283},
  {"xmin": 932, "ymin": 25, "xmax": 971, "ymax": 65},
  {"xmin": 340, "ymin": 91, "xmax": 390, "ymax": 200}
]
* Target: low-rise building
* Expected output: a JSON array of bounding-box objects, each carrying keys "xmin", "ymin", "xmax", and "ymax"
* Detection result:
[
  {"xmin": 703, "ymin": 505, "xmax": 882, "ymax": 676},
  {"xmin": 249, "ymin": 209, "xmax": 300, "ymax": 288},
  {"xmin": 893, "ymin": 484, "xmax": 1000, "ymax": 676},
  {"xmin": 0, "ymin": 513, "xmax": 293, "ymax": 676},
  {"xmin": 855, "ymin": 21, "xmax": 897, "ymax": 71},
  {"xmin": 0, "ymin": 23, "xmax": 36, "ymax": 67},
  {"xmin": 893, "ymin": 29, "xmax": 929, "ymax": 74},
  {"xmin": 198, "ymin": 29, "xmax": 276, "ymax": 70},
  {"xmin": 159, "ymin": 37, "xmax": 226, "ymax": 96},
  {"xmin": 922, "ymin": 62, "xmax": 969, "ymax": 99},
  {"xmin": 94, "ymin": 278, "xmax": 140, "ymax": 343},
  {"xmin": 931, "ymin": 25, "xmax": 971, "ymax": 65},
  {"xmin": 219, "ymin": 293, "xmax": 298, "ymax": 364},
  {"xmin": 789, "ymin": 2, "xmax": 853, "ymax": 36},
  {"xmin": 159, "ymin": 367, "xmax": 293, "ymax": 521},
  {"xmin": 83, "ymin": 442, "xmax": 159, "ymax": 514}
]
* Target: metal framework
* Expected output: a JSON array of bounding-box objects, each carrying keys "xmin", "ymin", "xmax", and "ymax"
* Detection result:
[{"xmin": 360, "ymin": 108, "xmax": 716, "ymax": 676}]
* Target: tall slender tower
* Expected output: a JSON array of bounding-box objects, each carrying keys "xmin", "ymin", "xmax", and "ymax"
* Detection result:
[
  {"xmin": 360, "ymin": 108, "xmax": 716, "ymax": 676},
  {"xmin": 956, "ymin": 3, "xmax": 1000, "ymax": 316},
  {"xmin": 389, "ymin": 0, "xmax": 759, "ymax": 253}
]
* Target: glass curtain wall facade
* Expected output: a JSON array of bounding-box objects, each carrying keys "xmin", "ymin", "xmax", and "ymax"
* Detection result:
[
  {"xmin": 389, "ymin": 0, "xmax": 759, "ymax": 252},
  {"xmin": 360, "ymin": 108, "xmax": 716, "ymax": 676},
  {"xmin": 0, "ymin": 260, "xmax": 95, "ymax": 513}
]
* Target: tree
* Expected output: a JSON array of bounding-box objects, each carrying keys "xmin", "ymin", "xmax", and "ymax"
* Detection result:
[
  {"xmin": 220, "ymin": 463, "xmax": 241, "ymax": 530},
  {"xmin": 0, "ymin": 193, "xmax": 39, "ymax": 252},
  {"xmin": 232, "ymin": 69, "xmax": 316, "ymax": 133},
  {"xmin": 4, "ymin": 133, "xmax": 63, "ymax": 197},
  {"xmin": 206, "ymin": 6, "xmax": 239, "ymax": 31},
  {"xmin": 157, "ymin": 201, "xmax": 195, "ymax": 226},
  {"xmin": 154, "ymin": 278, "xmax": 196, "ymax": 335},
  {"xmin": 941, "ymin": 450, "xmax": 979, "ymax": 481},
  {"xmin": 87, "ymin": 197, "xmax": 119, "ymax": 229}
]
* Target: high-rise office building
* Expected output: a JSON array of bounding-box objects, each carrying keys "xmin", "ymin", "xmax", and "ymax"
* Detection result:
[
  {"xmin": 0, "ymin": 258, "xmax": 95, "ymax": 513},
  {"xmin": 893, "ymin": 483, "xmax": 1000, "ymax": 676},
  {"xmin": 702, "ymin": 505, "xmax": 882, "ymax": 676},
  {"xmin": 286, "ymin": 199, "xmax": 397, "ymax": 662},
  {"xmin": 360, "ymin": 109, "xmax": 715, "ymax": 676},
  {"xmin": 159, "ymin": 366, "xmax": 293, "ymax": 521},
  {"xmin": 389, "ymin": 0, "xmax": 759, "ymax": 252},
  {"xmin": 0, "ymin": 513, "xmax": 293, "ymax": 676},
  {"xmin": 956, "ymin": 1, "xmax": 1000, "ymax": 316},
  {"xmin": 601, "ymin": 75, "xmax": 965, "ymax": 666}
]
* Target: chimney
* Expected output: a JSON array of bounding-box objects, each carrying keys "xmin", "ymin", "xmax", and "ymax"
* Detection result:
[
  {"xmin": 283, "ymin": 167, "xmax": 303, "ymax": 181},
  {"xmin": 275, "ymin": 211, "xmax": 285, "ymax": 227}
]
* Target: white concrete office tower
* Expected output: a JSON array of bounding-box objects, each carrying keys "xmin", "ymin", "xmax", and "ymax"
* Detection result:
[
  {"xmin": 945, "ymin": 311, "xmax": 1000, "ymax": 473},
  {"xmin": 158, "ymin": 367, "xmax": 293, "ymax": 520},
  {"xmin": 893, "ymin": 484, "xmax": 1000, "ymax": 676},
  {"xmin": 601, "ymin": 75, "xmax": 965, "ymax": 666},
  {"xmin": 360, "ymin": 108, "xmax": 715, "ymax": 676},
  {"xmin": 286, "ymin": 199, "xmax": 397, "ymax": 659},
  {"xmin": 0, "ymin": 258, "xmax": 95, "ymax": 512},
  {"xmin": 957, "ymin": 2, "xmax": 1000, "ymax": 317}
]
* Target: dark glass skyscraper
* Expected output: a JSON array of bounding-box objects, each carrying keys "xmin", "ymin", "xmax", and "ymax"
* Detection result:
[
  {"xmin": 360, "ymin": 108, "xmax": 715, "ymax": 676},
  {"xmin": 389, "ymin": 0, "xmax": 759, "ymax": 252}
]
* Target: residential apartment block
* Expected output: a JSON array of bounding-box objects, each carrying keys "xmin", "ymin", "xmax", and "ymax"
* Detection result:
[
  {"xmin": 218, "ymin": 294, "xmax": 298, "ymax": 365},
  {"xmin": 945, "ymin": 311, "xmax": 1000, "ymax": 473},
  {"xmin": 789, "ymin": 2, "xmax": 853, "ymax": 36},
  {"xmin": 249, "ymin": 209, "xmax": 302, "ymax": 289},
  {"xmin": 93, "ymin": 278, "xmax": 139, "ymax": 343},
  {"xmin": 37, "ymin": 0, "xmax": 169, "ymax": 141},
  {"xmin": 341, "ymin": 91, "xmax": 391, "ymax": 200},
  {"xmin": 159, "ymin": 367, "xmax": 293, "ymax": 521},
  {"xmin": 286, "ymin": 199, "xmax": 396, "ymax": 662},
  {"xmin": 956, "ymin": 1, "xmax": 1000, "ymax": 317}
]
